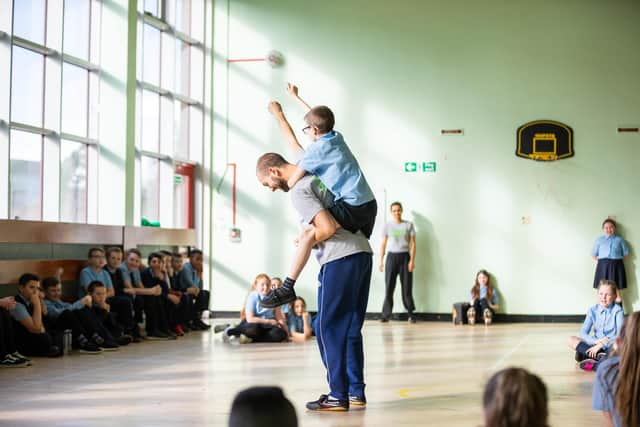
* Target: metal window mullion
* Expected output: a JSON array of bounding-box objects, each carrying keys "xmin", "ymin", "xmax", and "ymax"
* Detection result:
[
  {"xmin": 10, "ymin": 122, "xmax": 55, "ymax": 136},
  {"xmin": 60, "ymin": 132, "xmax": 98, "ymax": 145},
  {"xmin": 141, "ymin": 12, "xmax": 170, "ymax": 32},
  {"xmin": 139, "ymin": 149, "xmax": 170, "ymax": 161},
  {"xmin": 138, "ymin": 80, "xmax": 169, "ymax": 96},
  {"xmin": 12, "ymin": 36, "xmax": 56, "ymax": 56},
  {"xmin": 62, "ymin": 53, "xmax": 99, "ymax": 71}
]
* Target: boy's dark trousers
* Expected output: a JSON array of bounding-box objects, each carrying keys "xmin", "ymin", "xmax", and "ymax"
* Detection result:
[
  {"xmin": 329, "ymin": 199, "xmax": 377, "ymax": 238},
  {"xmin": 382, "ymin": 252, "xmax": 415, "ymax": 319},
  {"xmin": 227, "ymin": 320, "xmax": 287, "ymax": 343},
  {"xmin": 0, "ymin": 308, "xmax": 18, "ymax": 357}
]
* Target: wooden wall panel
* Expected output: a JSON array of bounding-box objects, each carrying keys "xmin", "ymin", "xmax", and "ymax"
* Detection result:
[{"xmin": 0, "ymin": 220, "xmax": 122, "ymax": 245}]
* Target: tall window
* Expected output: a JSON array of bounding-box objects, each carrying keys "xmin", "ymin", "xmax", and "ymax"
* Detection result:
[
  {"xmin": 4, "ymin": 0, "xmax": 101, "ymax": 222},
  {"xmin": 137, "ymin": 0, "xmax": 204, "ymax": 228}
]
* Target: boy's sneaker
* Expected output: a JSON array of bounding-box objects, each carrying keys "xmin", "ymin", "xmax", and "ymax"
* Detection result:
[
  {"xmin": 47, "ymin": 345, "xmax": 62, "ymax": 358},
  {"xmin": 408, "ymin": 316, "xmax": 417, "ymax": 324},
  {"xmin": 11, "ymin": 352, "xmax": 32, "ymax": 366},
  {"xmin": 147, "ymin": 330, "xmax": 169, "ymax": 340},
  {"xmin": 222, "ymin": 327, "xmax": 235, "ymax": 343},
  {"xmin": 239, "ymin": 334, "xmax": 253, "ymax": 344},
  {"xmin": 195, "ymin": 319, "xmax": 212, "ymax": 330},
  {"xmin": 99, "ymin": 340, "xmax": 120, "ymax": 352},
  {"xmin": 483, "ymin": 309, "xmax": 493, "ymax": 325},
  {"xmin": 596, "ymin": 352, "xmax": 608, "ymax": 362},
  {"xmin": 306, "ymin": 394, "xmax": 349, "ymax": 411},
  {"xmin": 174, "ymin": 325, "xmax": 185, "ymax": 336},
  {"xmin": 214, "ymin": 323, "xmax": 231, "ymax": 333},
  {"xmin": 260, "ymin": 287, "xmax": 296, "ymax": 309},
  {"xmin": 0, "ymin": 354, "xmax": 29, "ymax": 368},
  {"xmin": 579, "ymin": 359, "xmax": 597, "ymax": 371},
  {"xmin": 79, "ymin": 342, "xmax": 103, "ymax": 354},
  {"xmin": 349, "ymin": 394, "xmax": 367, "ymax": 407},
  {"xmin": 116, "ymin": 335, "xmax": 133, "ymax": 346},
  {"xmin": 467, "ymin": 307, "xmax": 476, "ymax": 325}
]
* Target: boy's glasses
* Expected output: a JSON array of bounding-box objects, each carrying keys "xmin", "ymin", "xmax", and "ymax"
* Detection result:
[{"xmin": 302, "ymin": 125, "xmax": 311, "ymax": 134}]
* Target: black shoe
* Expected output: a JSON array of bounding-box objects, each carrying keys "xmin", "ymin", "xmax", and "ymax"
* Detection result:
[
  {"xmin": 187, "ymin": 321, "xmax": 203, "ymax": 331},
  {"xmin": 408, "ymin": 316, "xmax": 417, "ymax": 324},
  {"xmin": 306, "ymin": 394, "xmax": 349, "ymax": 412},
  {"xmin": 596, "ymin": 352, "xmax": 608, "ymax": 362},
  {"xmin": 147, "ymin": 330, "xmax": 169, "ymax": 340},
  {"xmin": 11, "ymin": 352, "xmax": 32, "ymax": 366},
  {"xmin": 575, "ymin": 351, "xmax": 585, "ymax": 363},
  {"xmin": 260, "ymin": 286, "xmax": 296, "ymax": 309},
  {"xmin": 380, "ymin": 317, "xmax": 389, "ymax": 323},
  {"xmin": 47, "ymin": 346, "xmax": 63, "ymax": 358},
  {"xmin": 116, "ymin": 335, "xmax": 133, "ymax": 346},
  {"xmin": 0, "ymin": 354, "xmax": 29, "ymax": 368},
  {"xmin": 99, "ymin": 340, "xmax": 120, "ymax": 352},
  {"xmin": 195, "ymin": 319, "xmax": 211, "ymax": 330},
  {"xmin": 79, "ymin": 342, "xmax": 103, "ymax": 354},
  {"xmin": 349, "ymin": 394, "xmax": 367, "ymax": 407}
]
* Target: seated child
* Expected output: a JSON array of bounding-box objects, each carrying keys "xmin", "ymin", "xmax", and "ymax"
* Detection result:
[
  {"xmin": 467, "ymin": 269, "xmax": 500, "ymax": 325},
  {"xmin": 9, "ymin": 274, "xmax": 61, "ymax": 358},
  {"xmin": 0, "ymin": 297, "xmax": 31, "ymax": 367},
  {"xmin": 42, "ymin": 277, "xmax": 115, "ymax": 353},
  {"xmin": 140, "ymin": 253, "xmax": 178, "ymax": 340},
  {"xmin": 174, "ymin": 249, "xmax": 211, "ymax": 330},
  {"xmin": 87, "ymin": 281, "xmax": 133, "ymax": 346},
  {"xmin": 287, "ymin": 297, "xmax": 314, "ymax": 343},
  {"xmin": 262, "ymin": 83, "xmax": 377, "ymax": 308},
  {"xmin": 592, "ymin": 311, "xmax": 640, "ymax": 427},
  {"xmin": 483, "ymin": 367, "xmax": 548, "ymax": 427},
  {"xmin": 223, "ymin": 274, "xmax": 288, "ymax": 344},
  {"xmin": 568, "ymin": 280, "xmax": 624, "ymax": 370}
]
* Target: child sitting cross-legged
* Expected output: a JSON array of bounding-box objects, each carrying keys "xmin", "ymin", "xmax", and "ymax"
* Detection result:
[{"xmin": 568, "ymin": 280, "xmax": 624, "ymax": 371}]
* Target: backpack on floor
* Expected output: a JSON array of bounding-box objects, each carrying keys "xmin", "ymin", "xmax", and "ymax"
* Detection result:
[{"xmin": 452, "ymin": 302, "xmax": 471, "ymax": 325}]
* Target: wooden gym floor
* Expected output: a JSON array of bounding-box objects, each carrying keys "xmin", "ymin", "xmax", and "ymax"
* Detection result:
[{"xmin": 0, "ymin": 321, "xmax": 601, "ymax": 426}]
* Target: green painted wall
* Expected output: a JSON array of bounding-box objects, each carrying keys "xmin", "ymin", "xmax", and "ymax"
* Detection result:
[{"xmin": 210, "ymin": 0, "xmax": 640, "ymax": 314}]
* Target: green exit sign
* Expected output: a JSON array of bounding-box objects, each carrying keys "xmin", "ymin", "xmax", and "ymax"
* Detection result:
[{"xmin": 405, "ymin": 162, "xmax": 437, "ymax": 173}]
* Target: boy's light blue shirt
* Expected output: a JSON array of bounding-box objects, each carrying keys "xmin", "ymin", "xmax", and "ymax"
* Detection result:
[
  {"xmin": 245, "ymin": 291, "xmax": 275, "ymax": 320},
  {"xmin": 178, "ymin": 262, "xmax": 202, "ymax": 290},
  {"xmin": 298, "ymin": 131, "xmax": 374, "ymax": 205},
  {"xmin": 580, "ymin": 303, "xmax": 624, "ymax": 350},
  {"xmin": 118, "ymin": 263, "xmax": 141, "ymax": 286},
  {"xmin": 44, "ymin": 298, "xmax": 85, "ymax": 321},
  {"xmin": 78, "ymin": 266, "xmax": 113, "ymax": 297},
  {"xmin": 592, "ymin": 235, "xmax": 629, "ymax": 259}
]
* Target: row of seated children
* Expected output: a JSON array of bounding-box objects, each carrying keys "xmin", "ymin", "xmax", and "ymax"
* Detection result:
[
  {"xmin": 0, "ymin": 247, "xmax": 212, "ymax": 366},
  {"xmin": 228, "ymin": 313, "xmax": 640, "ymax": 427},
  {"xmin": 81, "ymin": 246, "xmax": 211, "ymax": 340},
  {"xmin": 219, "ymin": 274, "xmax": 314, "ymax": 344}
]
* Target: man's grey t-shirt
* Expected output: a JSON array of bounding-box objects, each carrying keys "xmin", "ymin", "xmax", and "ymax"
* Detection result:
[
  {"xmin": 382, "ymin": 220, "xmax": 415, "ymax": 253},
  {"xmin": 290, "ymin": 175, "xmax": 372, "ymax": 266}
]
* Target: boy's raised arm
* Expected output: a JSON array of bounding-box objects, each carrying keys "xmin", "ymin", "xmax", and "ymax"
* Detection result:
[
  {"xmin": 287, "ymin": 82, "xmax": 311, "ymax": 112},
  {"xmin": 268, "ymin": 101, "xmax": 304, "ymax": 156}
]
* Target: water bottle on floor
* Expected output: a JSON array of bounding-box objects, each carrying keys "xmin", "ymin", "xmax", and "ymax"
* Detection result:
[{"xmin": 63, "ymin": 329, "xmax": 72, "ymax": 355}]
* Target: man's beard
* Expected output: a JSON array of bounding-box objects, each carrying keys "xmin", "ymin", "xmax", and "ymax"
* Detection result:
[{"xmin": 275, "ymin": 177, "xmax": 289, "ymax": 192}]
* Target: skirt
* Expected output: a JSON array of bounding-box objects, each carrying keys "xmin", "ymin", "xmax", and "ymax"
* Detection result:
[{"xmin": 593, "ymin": 258, "xmax": 627, "ymax": 289}]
